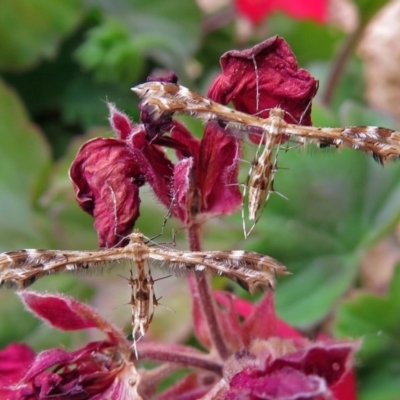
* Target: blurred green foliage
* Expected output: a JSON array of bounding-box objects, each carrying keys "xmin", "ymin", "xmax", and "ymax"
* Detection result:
[
  {"xmin": 335, "ymin": 266, "xmax": 400, "ymax": 399},
  {"xmin": 0, "ymin": 1, "xmax": 399, "ymax": 398}
]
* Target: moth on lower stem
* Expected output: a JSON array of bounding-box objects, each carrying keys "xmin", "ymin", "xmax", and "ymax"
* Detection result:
[
  {"xmin": 126, "ymin": 264, "xmax": 157, "ymax": 358},
  {"xmin": 0, "ymin": 229, "xmax": 289, "ymax": 354}
]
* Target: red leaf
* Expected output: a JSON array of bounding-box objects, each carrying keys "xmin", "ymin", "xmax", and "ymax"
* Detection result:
[{"xmin": 19, "ymin": 292, "xmax": 125, "ymax": 343}]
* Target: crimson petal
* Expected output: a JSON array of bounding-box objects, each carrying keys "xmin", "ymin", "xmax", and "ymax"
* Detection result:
[
  {"xmin": 208, "ymin": 36, "xmax": 318, "ymax": 126},
  {"xmin": 196, "ymin": 122, "xmax": 242, "ymax": 216},
  {"xmin": 70, "ymin": 137, "xmax": 143, "ymax": 248},
  {"xmin": 235, "ymin": 0, "xmax": 327, "ymax": 25}
]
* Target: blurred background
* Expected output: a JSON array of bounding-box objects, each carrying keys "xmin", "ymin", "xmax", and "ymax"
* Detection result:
[{"xmin": 0, "ymin": 1, "xmax": 399, "ymax": 398}]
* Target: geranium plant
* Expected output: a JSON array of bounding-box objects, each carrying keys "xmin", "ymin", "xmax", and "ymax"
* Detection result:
[{"xmin": 1, "ymin": 37, "xmax": 360, "ymax": 399}]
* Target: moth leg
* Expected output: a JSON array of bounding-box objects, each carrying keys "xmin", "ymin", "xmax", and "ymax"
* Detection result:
[{"xmin": 128, "ymin": 274, "xmax": 140, "ymax": 359}]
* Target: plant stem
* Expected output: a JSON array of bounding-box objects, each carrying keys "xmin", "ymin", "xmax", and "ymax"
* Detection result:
[
  {"xmin": 188, "ymin": 223, "xmax": 230, "ymax": 360},
  {"xmin": 320, "ymin": 25, "xmax": 364, "ymax": 107},
  {"xmin": 138, "ymin": 343, "xmax": 223, "ymax": 374}
]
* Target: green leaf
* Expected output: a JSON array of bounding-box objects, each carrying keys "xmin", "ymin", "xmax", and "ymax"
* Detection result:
[
  {"xmin": 62, "ymin": 74, "xmax": 140, "ymax": 129},
  {"xmin": 335, "ymin": 266, "xmax": 400, "ymax": 353},
  {"xmin": 358, "ymin": 357, "xmax": 400, "ymax": 400},
  {"xmin": 267, "ymin": 14, "xmax": 345, "ymax": 65},
  {"xmin": 353, "ymin": 0, "xmax": 391, "ymax": 25},
  {"xmin": 42, "ymin": 128, "xmax": 108, "ymax": 249},
  {"xmin": 0, "ymin": 0, "xmax": 83, "ymax": 69},
  {"xmin": 246, "ymin": 146, "xmax": 400, "ymax": 328},
  {"xmin": 87, "ymin": 0, "xmax": 202, "ymax": 79},
  {"xmin": 0, "ymin": 112, "xmax": 106, "ymax": 348},
  {"xmin": 0, "ymin": 79, "xmax": 52, "ymax": 250},
  {"xmin": 310, "ymin": 58, "xmax": 365, "ymax": 112},
  {"xmin": 340, "ymin": 101, "xmax": 397, "ymax": 128},
  {"xmin": 235, "ymin": 103, "xmax": 400, "ymax": 328},
  {"xmin": 76, "ymin": 21, "xmax": 145, "ymax": 85},
  {"xmin": 334, "ymin": 266, "xmax": 400, "ymax": 400}
]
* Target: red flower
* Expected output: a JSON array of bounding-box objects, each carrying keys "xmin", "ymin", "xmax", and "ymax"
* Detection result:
[
  {"xmin": 70, "ymin": 105, "xmax": 173, "ymax": 247},
  {"xmin": 1, "ymin": 290, "xmax": 358, "ymax": 399},
  {"xmin": 70, "ymin": 37, "xmax": 317, "ymax": 246},
  {"xmin": 0, "ymin": 343, "xmax": 35, "ymax": 399},
  {"xmin": 167, "ymin": 120, "xmax": 242, "ymax": 225},
  {"xmin": 235, "ymin": 0, "xmax": 328, "ymax": 25},
  {"xmin": 134, "ymin": 290, "xmax": 358, "ymax": 399},
  {"xmin": 206, "ymin": 292, "xmax": 359, "ymax": 400},
  {"xmin": 70, "ymin": 101, "xmax": 241, "ymax": 247},
  {"xmin": 208, "ymin": 36, "xmax": 318, "ymax": 128},
  {"xmin": 3, "ymin": 292, "xmax": 140, "ymax": 399}
]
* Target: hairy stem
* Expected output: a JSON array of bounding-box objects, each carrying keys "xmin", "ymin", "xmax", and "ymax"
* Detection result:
[
  {"xmin": 138, "ymin": 343, "xmax": 223, "ymax": 374},
  {"xmin": 188, "ymin": 223, "xmax": 230, "ymax": 360}
]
